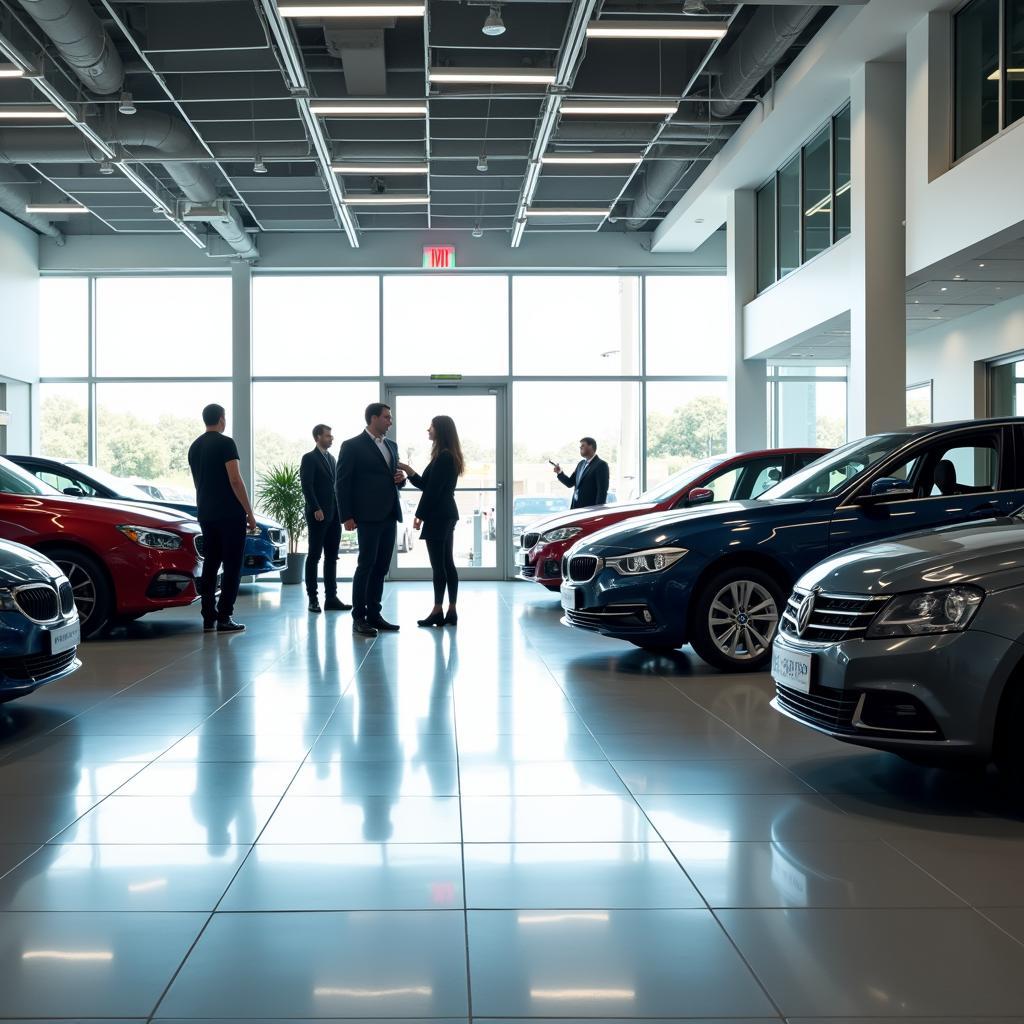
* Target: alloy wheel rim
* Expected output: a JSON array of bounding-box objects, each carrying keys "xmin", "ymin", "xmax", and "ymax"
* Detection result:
[
  {"xmin": 708, "ymin": 579, "xmax": 778, "ymax": 661},
  {"xmin": 54, "ymin": 560, "xmax": 97, "ymax": 627}
]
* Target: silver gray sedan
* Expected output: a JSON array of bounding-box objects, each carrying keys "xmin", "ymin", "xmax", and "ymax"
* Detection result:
[{"xmin": 771, "ymin": 515, "xmax": 1024, "ymax": 782}]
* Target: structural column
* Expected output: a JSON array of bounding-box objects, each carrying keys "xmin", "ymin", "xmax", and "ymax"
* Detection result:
[
  {"xmin": 848, "ymin": 60, "xmax": 907, "ymax": 439},
  {"xmin": 231, "ymin": 260, "xmax": 254, "ymax": 493},
  {"xmin": 727, "ymin": 188, "xmax": 767, "ymax": 451}
]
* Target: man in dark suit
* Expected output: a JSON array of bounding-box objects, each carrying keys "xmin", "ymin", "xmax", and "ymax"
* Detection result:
[
  {"xmin": 553, "ymin": 436, "xmax": 610, "ymax": 509},
  {"xmin": 300, "ymin": 423, "xmax": 352, "ymax": 615},
  {"xmin": 336, "ymin": 402, "xmax": 407, "ymax": 637}
]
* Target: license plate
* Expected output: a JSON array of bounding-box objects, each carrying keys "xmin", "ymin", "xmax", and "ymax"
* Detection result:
[
  {"xmin": 48, "ymin": 620, "xmax": 80, "ymax": 654},
  {"xmin": 515, "ymin": 549, "xmax": 528, "ymax": 567},
  {"xmin": 771, "ymin": 645, "xmax": 813, "ymax": 693},
  {"xmin": 560, "ymin": 587, "xmax": 581, "ymax": 612}
]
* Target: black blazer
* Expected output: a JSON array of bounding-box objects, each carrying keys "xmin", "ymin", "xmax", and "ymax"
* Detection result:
[
  {"xmin": 336, "ymin": 430, "xmax": 405, "ymax": 524},
  {"xmin": 557, "ymin": 455, "xmax": 610, "ymax": 509},
  {"xmin": 300, "ymin": 447, "xmax": 338, "ymax": 521},
  {"xmin": 408, "ymin": 450, "xmax": 459, "ymax": 525}
]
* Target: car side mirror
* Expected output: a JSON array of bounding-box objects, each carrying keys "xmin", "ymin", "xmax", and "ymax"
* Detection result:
[
  {"xmin": 687, "ymin": 487, "xmax": 715, "ymax": 506},
  {"xmin": 856, "ymin": 478, "xmax": 914, "ymax": 505},
  {"xmin": 62, "ymin": 486, "xmax": 86, "ymax": 497}
]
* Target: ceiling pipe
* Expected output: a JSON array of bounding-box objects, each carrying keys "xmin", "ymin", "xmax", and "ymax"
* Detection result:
[
  {"xmin": 12, "ymin": 0, "xmax": 258, "ymax": 257},
  {"xmin": 709, "ymin": 3, "xmax": 821, "ymax": 117},
  {"xmin": 0, "ymin": 166, "xmax": 65, "ymax": 243}
]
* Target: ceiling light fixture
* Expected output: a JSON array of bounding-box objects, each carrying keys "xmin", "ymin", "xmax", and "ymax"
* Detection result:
[
  {"xmin": 253, "ymin": 156, "xmax": 268, "ymax": 174},
  {"xmin": 0, "ymin": 106, "xmax": 71, "ymax": 120},
  {"xmin": 482, "ymin": 4, "xmax": 506, "ymax": 36},
  {"xmin": 472, "ymin": 223, "xmax": 483, "ymax": 237},
  {"xmin": 98, "ymin": 160, "xmax": 114, "ymax": 175},
  {"xmin": 118, "ymin": 91, "xmax": 136, "ymax": 115},
  {"xmin": 429, "ymin": 67, "xmax": 556, "ymax": 85},
  {"xmin": 25, "ymin": 202, "xmax": 90, "ymax": 214},
  {"xmin": 310, "ymin": 101, "xmax": 428, "ymax": 116},
  {"xmin": 683, "ymin": 0, "xmax": 709, "ymax": 12},
  {"xmin": 0, "ymin": 62, "xmax": 26, "ymax": 78},
  {"xmin": 332, "ymin": 162, "xmax": 429, "ymax": 174},
  {"xmin": 342, "ymin": 194, "xmax": 430, "ymax": 205},
  {"xmin": 525, "ymin": 206, "xmax": 611, "ymax": 217},
  {"xmin": 560, "ymin": 100, "xmax": 678, "ymax": 116},
  {"xmin": 277, "ymin": 1, "xmax": 424, "ymax": 13},
  {"xmin": 476, "ymin": 154, "xmax": 488, "ymax": 172},
  {"xmin": 541, "ymin": 152, "xmax": 641, "ymax": 165},
  {"xmin": 585, "ymin": 20, "xmax": 727, "ymax": 39},
  {"xmin": 987, "ymin": 67, "xmax": 1024, "ymax": 81}
]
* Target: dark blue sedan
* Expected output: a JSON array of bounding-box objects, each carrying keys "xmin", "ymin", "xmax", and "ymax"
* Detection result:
[
  {"xmin": 9, "ymin": 456, "xmax": 287, "ymax": 577},
  {"xmin": 560, "ymin": 417, "xmax": 1024, "ymax": 672},
  {"xmin": 0, "ymin": 539, "xmax": 81, "ymax": 703}
]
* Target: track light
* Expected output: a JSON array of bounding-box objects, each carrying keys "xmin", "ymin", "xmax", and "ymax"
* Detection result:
[
  {"xmin": 118, "ymin": 91, "xmax": 136, "ymax": 115},
  {"xmin": 253, "ymin": 156, "xmax": 268, "ymax": 174},
  {"xmin": 482, "ymin": 5, "xmax": 505, "ymax": 36},
  {"xmin": 472, "ymin": 223, "xmax": 483, "ymax": 238},
  {"xmin": 99, "ymin": 160, "xmax": 114, "ymax": 175},
  {"xmin": 476, "ymin": 154, "xmax": 488, "ymax": 172}
]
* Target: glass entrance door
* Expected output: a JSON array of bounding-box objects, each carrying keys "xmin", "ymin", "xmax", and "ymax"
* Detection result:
[{"xmin": 386, "ymin": 385, "xmax": 506, "ymax": 580}]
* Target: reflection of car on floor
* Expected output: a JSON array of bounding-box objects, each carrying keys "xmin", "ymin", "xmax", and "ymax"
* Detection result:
[
  {"xmin": 0, "ymin": 539, "xmax": 81, "ymax": 703},
  {"xmin": 0, "ymin": 456, "xmax": 204, "ymax": 639},
  {"xmin": 9, "ymin": 456, "xmax": 287, "ymax": 577},
  {"xmin": 518, "ymin": 448, "xmax": 826, "ymax": 591},
  {"xmin": 771, "ymin": 513, "xmax": 1024, "ymax": 782},
  {"xmin": 559, "ymin": 419, "xmax": 1024, "ymax": 672}
]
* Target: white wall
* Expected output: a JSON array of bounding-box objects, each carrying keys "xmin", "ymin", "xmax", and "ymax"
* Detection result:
[
  {"xmin": 907, "ymin": 295, "xmax": 1024, "ymax": 422},
  {"xmin": 0, "ymin": 209, "xmax": 40, "ymax": 452}
]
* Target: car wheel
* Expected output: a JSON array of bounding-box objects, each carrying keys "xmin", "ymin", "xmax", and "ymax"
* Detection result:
[
  {"xmin": 48, "ymin": 546, "xmax": 114, "ymax": 640},
  {"xmin": 690, "ymin": 566, "xmax": 784, "ymax": 672}
]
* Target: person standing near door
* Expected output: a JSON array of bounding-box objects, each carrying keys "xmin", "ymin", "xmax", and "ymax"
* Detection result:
[
  {"xmin": 187, "ymin": 402, "xmax": 258, "ymax": 633},
  {"xmin": 300, "ymin": 423, "xmax": 352, "ymax": 614},
  {"xmin": 397, "ymin": 414, "xmax": 464, "ymax": 628},
  {"xmin": 553, "ymin": 436, "xmax": 610, "ymax": 509},
  {"xmin": 336, "ymin": 403, "xmax": 407, "ymax": 637}
]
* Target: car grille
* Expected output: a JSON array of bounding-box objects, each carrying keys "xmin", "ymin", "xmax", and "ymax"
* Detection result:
[
  {"xmin": 780, "ymin": 588, "xmax": 887, "ymax": 644},
  {"xmin": 566, "ymin": 605, "xmax": 651, "ymax": 631},
  {"xmin": 563, "ymin": 555, "xmax": 601, "ymax": 583},
  {"xmin": 520, "ymin": 564, "xmax": 537, "ymax": 578},
  {"xmin": 774, "ymin": 682, "xmax": 861, "ymax": 732},
  {"xmin": 0, "ymin": 648, "xmax": 77, "ymax": 683},
  {"xmin": 58, "ymin": 581, "xmax": 75, "ymax": 616},
  {"xmin": 521, "ymin": 531, "xmax": 540, "ymax": 549},
  {"xmin": 13, "ymin": 584, "xmax": 59, "ymax": 623}
]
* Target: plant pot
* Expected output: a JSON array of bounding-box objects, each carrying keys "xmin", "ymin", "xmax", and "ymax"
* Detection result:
[{"xmin": 279, "ymin": 552, "xmax": 307, "ymax": 585}]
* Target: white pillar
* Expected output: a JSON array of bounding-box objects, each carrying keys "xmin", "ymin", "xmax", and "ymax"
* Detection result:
[
  {"xmin": 727, "ymin": 189, "xmax": 767, "ymax": 451},
  {"xmin": 848, "ymin": 61, "xmax": 907, "ymax": 439},
  {"xmin": 231, "ymin": 261, "xmax": 253, "ymax": 493}
]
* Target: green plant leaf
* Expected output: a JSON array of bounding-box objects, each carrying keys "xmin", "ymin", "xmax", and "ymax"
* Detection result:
[{"xmin": 256, "ymin": 463, "xmax": 306, "ymax": 553}]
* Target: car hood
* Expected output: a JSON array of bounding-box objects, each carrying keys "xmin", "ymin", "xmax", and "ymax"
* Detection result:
[
  {"xmin": 26, "ymin": 494, "xmax": 201, "ymax": 530},
  {"xmin": 526, "ymin": 501, "xmax": 661, "ymax": 537},
  {"xmin": 798, "ymin": 517, "xmax": 1024, "ymax": 596},
  {"xmin": 0, "ymin": 538, "xmax": 61, "ymax": 579}
]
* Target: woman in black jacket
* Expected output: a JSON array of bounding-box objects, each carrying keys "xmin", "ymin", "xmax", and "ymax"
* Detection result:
[{"xmin": 397, "ymin": 415, "xmax": 464, "ymax": 627}]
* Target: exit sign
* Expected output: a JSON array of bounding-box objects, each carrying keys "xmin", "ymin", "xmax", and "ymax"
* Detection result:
[{"xmin": 423, "ymin": 245, "xmax": 456, "ymax": 269}]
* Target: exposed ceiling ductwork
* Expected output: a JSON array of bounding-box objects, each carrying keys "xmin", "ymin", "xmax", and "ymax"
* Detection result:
[
  {"xmin": 12, "ymin": 0, "xmax": 258, "ymax": 258},
  {"xmin": 324, "ymin": 24, "xmax": 390, "ymax": 96},
  {"xmin": 0, "ymin": 165, "xmax": 64, "ymax": 243}
]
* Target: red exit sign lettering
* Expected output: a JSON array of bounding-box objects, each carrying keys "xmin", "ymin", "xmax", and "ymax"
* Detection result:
[{"xmin": 423, "ymin": 245, "xmax": 456, "ymax": 269}]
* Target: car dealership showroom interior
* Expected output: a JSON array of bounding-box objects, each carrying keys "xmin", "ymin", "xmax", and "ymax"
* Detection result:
[{"xmin": 7, "ymin": 0, "xmax": 1024, "ymax": 1017}]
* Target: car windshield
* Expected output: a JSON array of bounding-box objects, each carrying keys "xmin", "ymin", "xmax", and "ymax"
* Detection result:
[
  {"xmin": 514, "ymin": 497, "xmax": 569, "ymax": 516},
  {"xmin": 757, "ymin": 433, "xmax": 912, "ymax": 500},
  {"xmin": 0, "ymin": 458, "xmax": 61, "ymax": 497},
  {"xmin": 67, "ymin": 463, "xmax": 160, "ymax": 502},
  {"xmin": 637, "ymin": 457, "xmax": 724, "ymax": 503}
]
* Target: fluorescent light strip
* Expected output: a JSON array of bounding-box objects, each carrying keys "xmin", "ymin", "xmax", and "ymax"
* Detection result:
[
  {"xmin": 987, "ymin": 67, "xmax": 1024, "ymax": 80},
  {"xmin": 0, "ymin": 62, "xmax": 25, "ymax": 77},
  {"xmin": 429, "ymin": 67, "xmax": 556, "ymax": 85},
  {"xmin": 526, "ymin": 207, "xmax": 611, "ymax": 217},
  {"xmin": 278, "ymin": 2, "xmax": 424, "ymax": 15},
  {"xmin": 0, "ymin": 107, "xmax": 70, "ymax": 120},
  {"xmin": 25, "ymin": 203, "xmax": 90, "ymax": 214},
  {"xmin": 586, "ymin": 19, "xmax": 727, "ymax": 39},
  {"xmin": 560, "ymin": 102, "xmax": 678, "ymax": 116},
  {"xmin": 332, "ymin": 163, "xmax": 429, "ymax": 174},
  {"xmin": 310, "ymin": 102, "xmax": 427, "ymax": 116},
  {"xmin": 343, "ymin": 194, "xmax": 429, "ymax": 205},
  {"xmin": 541, "ymin": 153, "xmax": 641, "ymax": 165}
]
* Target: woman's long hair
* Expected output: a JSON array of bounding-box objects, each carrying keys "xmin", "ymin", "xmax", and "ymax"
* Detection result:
[{"xmin": 431, "ymin": 415, "xmax": 465, "ymax": 476}]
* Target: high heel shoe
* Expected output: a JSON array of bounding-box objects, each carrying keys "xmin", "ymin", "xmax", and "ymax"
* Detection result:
[
  {"xmin": 417, "ymin": 611, "xmax": 445, "ymax": 627},
  {"xmin": 443, "ymin": 609, "xmax": 458, "ymax": 626}
]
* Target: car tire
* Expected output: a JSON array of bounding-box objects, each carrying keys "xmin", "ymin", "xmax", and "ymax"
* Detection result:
[
  {"xmin": 48, "ymin": 546, "xmax": 114, "ymax": 640},
  {"xmin": 689, "ymin": 566, "xmax": 784, "ymax": 672}
]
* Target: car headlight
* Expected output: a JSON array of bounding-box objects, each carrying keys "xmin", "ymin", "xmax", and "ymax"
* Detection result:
[
  {"xmin": 117, "ymin": 525, "xmax": 183, "ymax": 551},
  {"xmin": 604, "ymin": 547, "xmax": 687, "ymax": 575},
  {"xmin": 866, "ymin": 585, "xmax": 984, "ymax": 638},
  {"xmin": 541, "ymin": 526, "xmax": 582, "ymax": 543},
  {"xmin": 0, "ymin": 588, "xmax": 17, "ymax": 612}
]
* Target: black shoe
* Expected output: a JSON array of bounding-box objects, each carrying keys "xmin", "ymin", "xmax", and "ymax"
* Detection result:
[
  {"xmin": 216, "ymin": 618, "xmax": 245, "ymax": 633},
  {"xmin": 444, "ymin": 609, "xmax": 458, "ymax": 626},
  {"xmin": 308, "ymin": 599, "xmax": 322, "ymax": 614},
  {"xmin": 368, "ymin": 616, "xmax": 400, "ymax": 632},
  {"xmin": 324, "ymin": 596, "xmax": 352, "ymax": 611},
  {"xmin": 203, "ymin": 616, "xmax": 217, "ymax": 632},
  {"xmin": 352, "ymin": 618, "xmax": 379, "ymax": 637},
  {"xmin": 417, "ymin": 611, "xmax": 445, "ymax": 628}
]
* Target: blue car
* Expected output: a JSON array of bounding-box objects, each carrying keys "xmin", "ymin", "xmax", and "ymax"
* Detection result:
[
  {"xmin": 559, "ymin": 417, "xmax": 1024, "ymax": 672},
  {"xmin": 9, "ymin": 456, "xmax": 287, "ymax": 577},
  {"xmin": 0, "ymin": 539, "xmax": 81, "ymax": 703}
]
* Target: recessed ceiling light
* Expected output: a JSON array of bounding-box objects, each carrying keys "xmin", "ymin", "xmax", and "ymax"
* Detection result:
[
  {"xmin": 342, "ymin": 194, "xmax": 430, "ymax": 205},
  {"xmin": 560, "ymin": 101, "xmax": 678, "ymax": 116},
  {"xmin": 525, "ymin": 207, "xmax": 611, "ymax": 217},
  {"xmin": 585, "ymin": 20, "xmax": 728, "ymax": 39},
  {"xmin": 979, "ymin": 262, "xmax": 986, "ymax": 268},
  {"xmin": 25, "ymin": 203, "xmax": 90, "ymax": 214},
  {"xmin": 540, "ymin": 153, "xmax": 641, "ymax": 165},
  {"xmin": 429, "ymin": 67, "xmax": 556, "ymax": 85},
  {"xmin": 0, "ymin": 107, "xmax": 71, "ymax": 120},
  {"xmin": 332, "ymin": 163, "xmax": 429, "ymax": 174},
  {"xmin": 310, "ymin": 102, "xmax": 428, "ymax": 116},
  {"xmin": 940, "ymin": 286, "xmax": 947, "ymax": 291},
  {"xmin": 278, "ymin": 2, "xmax": 425, "ymax": 15}
]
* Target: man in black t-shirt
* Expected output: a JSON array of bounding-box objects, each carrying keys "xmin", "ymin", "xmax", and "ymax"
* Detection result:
[{"xmin": 187, "ymin": 403, "xmax": 258, "ymax": 633}]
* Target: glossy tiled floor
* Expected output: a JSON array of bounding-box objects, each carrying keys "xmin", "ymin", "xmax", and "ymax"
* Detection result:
[{"xmin": 3, "ymin": 582, "xmax": 1024, "ymax": 1022}]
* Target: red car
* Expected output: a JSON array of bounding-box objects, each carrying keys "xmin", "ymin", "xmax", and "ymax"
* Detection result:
[
  {"xmin": 516, "ymin": 448, "xmax": 829, "ymax": 590},
  {"xmin": 0, "ymin": 456, "xmax": 204, "ymax": 639}
]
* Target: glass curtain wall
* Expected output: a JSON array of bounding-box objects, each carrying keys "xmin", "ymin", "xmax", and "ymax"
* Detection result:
[{"xmin": 767, "ymin": 366, "xmax": 848, "ymax": 448}]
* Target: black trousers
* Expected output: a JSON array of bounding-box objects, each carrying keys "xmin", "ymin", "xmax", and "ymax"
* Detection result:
[
  {"xmin": 424, "ymin": 520, "xmax": 458, "ymax": 605},
  {"xmin": 198, "ymin": 515, "xmax": 246, "ymax": 620},
  {"xmin": 305, "ymin": 514, "xmax": 341, "ymax": 598},
  {"xmin": 352, "ymin": 520, "xmax": 396, "ymax": 620}
]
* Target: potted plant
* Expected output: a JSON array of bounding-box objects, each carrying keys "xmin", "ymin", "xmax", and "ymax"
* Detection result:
[{"xmin": 256, "ymin": 464, "xmax": 307, "ymax": 584}]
